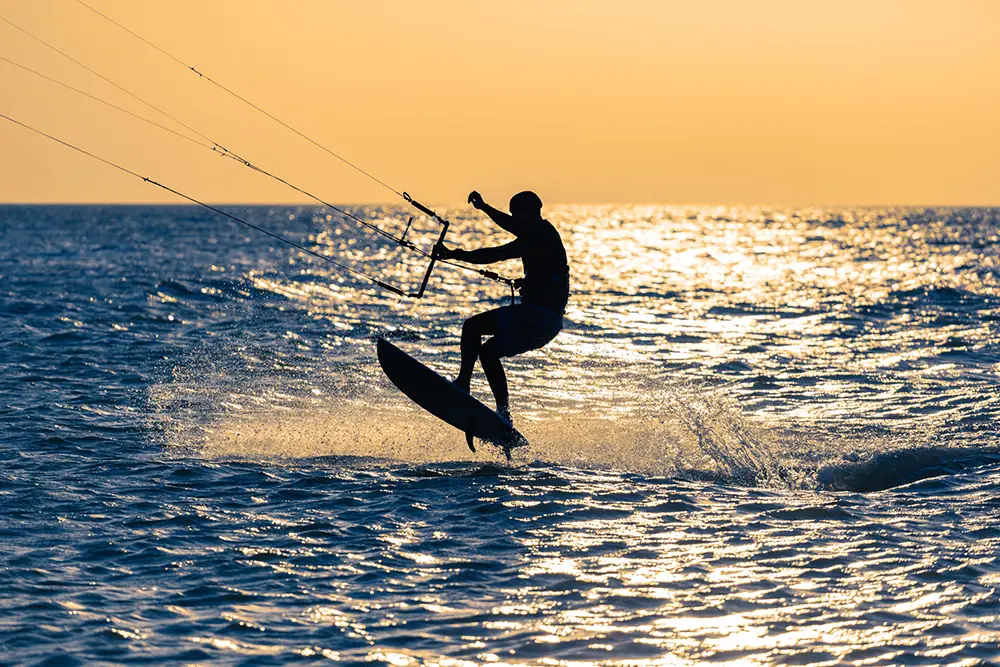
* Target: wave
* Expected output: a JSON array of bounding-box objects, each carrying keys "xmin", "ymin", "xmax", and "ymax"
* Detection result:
[{"xmin": 816, "ymin": 444, "xmax": 1000, "ymax": 492}]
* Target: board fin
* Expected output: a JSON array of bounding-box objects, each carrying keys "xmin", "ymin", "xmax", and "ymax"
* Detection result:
[{"xmin": 465, "ymin": 431, "xmax": 476, "ymax": 453}]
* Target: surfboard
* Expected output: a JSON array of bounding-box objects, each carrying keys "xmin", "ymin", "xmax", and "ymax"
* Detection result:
[{"xmin": 376, "ymin": 338, "xmax": 528, "ymax": 460}]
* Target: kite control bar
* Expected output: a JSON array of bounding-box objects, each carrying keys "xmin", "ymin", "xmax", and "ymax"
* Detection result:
[
  {"xmin": 404, "ymin": 191, "xmax": 519, "ymax": 303},
  {"xmin": 403, "ymin": 192, "xmax": 449, "ymax": 299},
  {"xmin": 411, "ymin": 218, "xmax": 449, "ymax": 299}
]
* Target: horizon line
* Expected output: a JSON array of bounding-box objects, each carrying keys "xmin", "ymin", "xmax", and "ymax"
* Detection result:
[{"xmin": 1, "ymin": 201, "xmax": 998, "ymax": 209}]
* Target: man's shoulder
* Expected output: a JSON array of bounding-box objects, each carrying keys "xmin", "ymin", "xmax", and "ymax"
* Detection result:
[
  {"xmin": 527, "ymin": 218, "xmax": 561, "ymax": 238},
  {"xmin": 513, "ymin": 219, "xmax": 562, "ymax": 248}
]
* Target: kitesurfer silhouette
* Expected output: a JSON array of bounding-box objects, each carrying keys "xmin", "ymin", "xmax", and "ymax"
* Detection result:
[{"xmin": 434, "ymin": 191, "xmax": 569, "ymax": 427}]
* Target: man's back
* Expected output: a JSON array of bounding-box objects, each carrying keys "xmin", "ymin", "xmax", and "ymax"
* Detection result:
[{"xmin": 515, "ymin": 220, "xmax": 569, "ymax": 313}]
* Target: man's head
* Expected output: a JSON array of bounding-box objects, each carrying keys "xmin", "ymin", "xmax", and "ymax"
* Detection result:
[{"xmin": 509, "ymin": 191, "xmax": 543, "ymax": 219}]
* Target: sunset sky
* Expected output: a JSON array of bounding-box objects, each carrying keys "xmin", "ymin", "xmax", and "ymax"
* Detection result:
[{"xmin": 0, "ymin": 0, "xmax": 997, "ymax": 206}]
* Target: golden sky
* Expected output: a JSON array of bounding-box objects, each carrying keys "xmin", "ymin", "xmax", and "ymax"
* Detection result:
[{"xmin": 0, "ymin": 0, "xmax": 998, "ymax": 205}]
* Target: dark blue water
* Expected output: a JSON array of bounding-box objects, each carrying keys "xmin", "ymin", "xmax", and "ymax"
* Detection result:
[{"xmin": 2, "ymin": 204, "xmax": 999, "ymax": 664}]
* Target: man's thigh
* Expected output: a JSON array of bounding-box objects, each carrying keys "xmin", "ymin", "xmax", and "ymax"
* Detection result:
[
  {"xmin": 464, "ymin": 307, "xmax": 505, "ymax": 336},
  {"xmin": 490, "ymin": 305, "xmax": 562, "ymax": 358}
]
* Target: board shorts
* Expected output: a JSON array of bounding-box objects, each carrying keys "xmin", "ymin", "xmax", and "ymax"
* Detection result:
[{"xmin": 492, "ymin": 304, "xmax": 564, "ymax": 358}]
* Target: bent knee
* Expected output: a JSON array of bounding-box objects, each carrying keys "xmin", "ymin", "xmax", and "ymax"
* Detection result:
[
  {"xmin": 463, "ymin": 312, "xmax": 495, "ymax": 338},
  {"xmin": 480, "ymin": 338, "xmax": 502, "ymax": 361},
  {"xmin": 461, "ymin": 319, "xmax": 481, "ymax": 340}
]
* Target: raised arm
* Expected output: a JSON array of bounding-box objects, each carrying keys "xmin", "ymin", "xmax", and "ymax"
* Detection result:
[{"xmin": 468, "ymin": 191, "xmax": 530, "ymax": 237}]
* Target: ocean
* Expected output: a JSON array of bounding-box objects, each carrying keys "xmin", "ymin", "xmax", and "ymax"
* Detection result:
[{"xmin": 1, "ymin": 203, "xmax": 998, "ymax": 665}]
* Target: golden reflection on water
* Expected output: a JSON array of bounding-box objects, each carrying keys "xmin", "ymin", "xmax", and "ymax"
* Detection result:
[{"xmin": 141, "ymin": 205, "xmax": 1000, "ymax": 663}]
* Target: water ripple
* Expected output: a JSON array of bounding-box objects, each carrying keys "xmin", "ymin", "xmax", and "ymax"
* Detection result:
[{"xmin": 2, "ymin": 205, "xmax": 999, "ymax": 664}]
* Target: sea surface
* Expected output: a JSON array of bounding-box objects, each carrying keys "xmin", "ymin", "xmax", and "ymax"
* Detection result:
[{"xmin": 1, "ymin": 203, "xmax": 999, "ymax": 665}]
